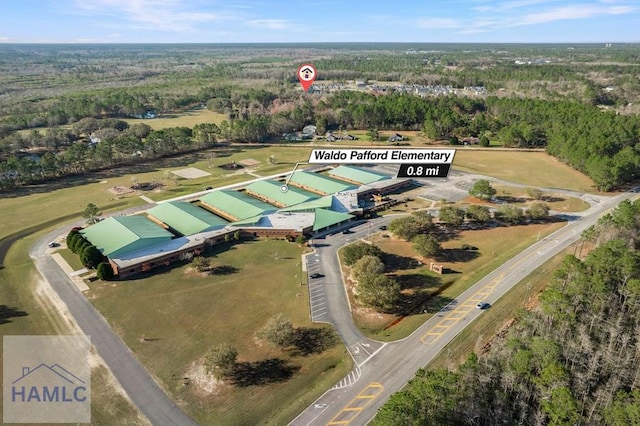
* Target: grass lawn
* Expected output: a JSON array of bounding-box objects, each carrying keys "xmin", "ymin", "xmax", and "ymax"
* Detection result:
[
  {"xmin": 56, "ymin": 247, "xmax": 85, "ymax": 271},
  {"xmin": 347, "ymin": 221, "xmax": 566, "ymax": 341},
  {"xmin": 0, "ymin": 236, "xmax": 145, "ymax": 425},
  {"xmin": 493, "ymin": 184, "xmax": 590, "ymax": 212},
  {"xmin": 86, "ymin": 239, "xmax": 351, "ymax": 426},
  {"xmin": 382, "ymin": 195, "xmax": 433, "ymax": 214},
  {"xmin": 451, "ymin": 150, "xmax": 598, "ymax": 193},
  {"xmin": 426, "ymin": 245, "xmax": 572, "ymax": 370},
  {"xmin": 459, "ymin": 184, "xmax": 591, "ymax": 213}
]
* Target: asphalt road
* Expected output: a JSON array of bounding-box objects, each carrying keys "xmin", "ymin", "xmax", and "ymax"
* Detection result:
[
  {"xmin": 291, "ymin": 189, "xmax": 635, "ymax": 426},
  {"xmin": 30, "ymin": 223, "xmax": 198, "ymax": 425}
]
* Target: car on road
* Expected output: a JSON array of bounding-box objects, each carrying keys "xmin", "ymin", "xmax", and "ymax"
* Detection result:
[
  {"xmin": 48, "ymin": 242, "xmax": 60, "ymax": 248},
  {"xmin": 310, "ymin": 273, "xmax": 323, "ymax": 279},
  {"xmin": 476, "ymin": 302, "xmax": 491, "ymax": 310},
  {"xmin": 379, "ymin": 225, "xmax": 387, "ymax": 230}
]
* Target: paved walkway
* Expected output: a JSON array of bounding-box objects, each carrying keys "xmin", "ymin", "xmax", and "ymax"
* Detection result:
[{"xmin": 139, "ymin": 195, "xmax": 155, "ymax": 204}]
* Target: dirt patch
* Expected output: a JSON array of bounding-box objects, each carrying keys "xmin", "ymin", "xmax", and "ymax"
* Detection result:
[
  {"xmin": 238, "ymin": 158, "xmax": 260, "ymax": 166},
  {"xmin": 185, "ymin": 359, "xmax": 223, "ymax": 396},
  {"xmin": 183, "ymin": 266, "xmax": 208, "ymax": 278},
  {"xmin": 480, "ymin": 317, "xmax": 517, "ymax": 355},
  {"xmin": 107, "ymin": 185, "xmax": 135, "ymax": 195}
]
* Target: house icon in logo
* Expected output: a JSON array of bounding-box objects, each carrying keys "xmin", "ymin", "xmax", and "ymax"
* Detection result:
[
  {"xmin": 301, "ymin": 67, "xmax": 313, "ymax": 79},
  {"xmin": 12, "ymin": 363, "xmax": 88, "ymax": 403}
]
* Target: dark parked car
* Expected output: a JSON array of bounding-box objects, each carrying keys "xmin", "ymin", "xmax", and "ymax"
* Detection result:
[
  {"xmin": 379, "ymin": 225, "xmax": 387, "ymax": 230},
  {"xmin": 476, "ymin": 302, "xmax": 491, "ymax": 310},
  {"xmin": 310, "ymin": 273, "xmax": 323, "ymax": 279},
  {"xmin": 48, "ymin": 242, "xmax": 60, "ymax": 248}
]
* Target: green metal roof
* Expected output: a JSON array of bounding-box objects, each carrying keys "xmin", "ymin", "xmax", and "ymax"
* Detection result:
[
  {"xmin": 313, "ymin": 208, "xmax": 354, "ymax": 231},
  {"xmin": 245, "ymin": 179, "xmax": 318, "ymax": 207},
  {"xmin": 280, "ymin": 195, "xmax": 334, "ymax": 212},
  {"xmin": 200, "ymin": 190, "xmax": 276, "ymax": 221},
  {"xmin": 147, "ymin": 201, "xmax": 227, "ymax": 236},
  {"xmin": 328, "ymin": 165, "xmax": 390, "ymax": 185},
  {"xmin": 289, "ymin": 171, "xmax": 357, "ymax": 195},
  {"xmin": 80, "ymin": 216, "xmax": 174, "ymax": 257}
]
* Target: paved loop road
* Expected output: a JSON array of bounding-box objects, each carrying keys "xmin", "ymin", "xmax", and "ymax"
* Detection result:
[
  {"xmin": 30, "ymin": 223, "xmax": 198, "ymax": 426},
  {"xmin": 291, "ymin": 189, "xmax": 635, "ymax": 426}
]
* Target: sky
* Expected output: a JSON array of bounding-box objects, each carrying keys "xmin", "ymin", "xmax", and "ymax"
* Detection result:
[{"xmin": 0, "ymin": 0, "xmax": 639, "ymax": 43}]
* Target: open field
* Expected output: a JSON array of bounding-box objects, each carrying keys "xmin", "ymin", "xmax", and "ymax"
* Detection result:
[
  {"xmin": 426, "ymin": 244, "xmax": 573, "ymax": 370},
  {"xmin": 350, "ymin": 221, "xmax": 566, "ymax": 340},
  {"xmin": 452, "ymin": 150, "xmax": 598, "ymax": 193},
  {"xmin": 85, "ymin": 239, "xmax": 351, "ymax": 426},
  {"xmin": 122, "ymin": 108, "xmax": 227, "ymax": 130},
  {"xmin": 0, "ymin": 182, "xmax": 143, "ymax": 243},
  {"xmin": 0, "ymin": 235, "xmax": 145, "ymax": 425}
]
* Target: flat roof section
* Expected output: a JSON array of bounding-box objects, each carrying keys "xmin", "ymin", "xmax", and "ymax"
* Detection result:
[
  {"xmin": 328, "ymin": 165, "xmax": 391, "ymax": 185},
  {"xmin": 147, "ymin": 201, "xmax": 228, "ymax": 236},
  {"xmin": 245, "ymin": 179, "xmax": 319, "ymax": 208},
  {"xmin": 200, "ymin": 190, "xmax": 277, "ymax": 221},
  {"xmin": 289, "ymin": 171, "xmax": 357, "ymax": 195},
  {"xmin": 233, "ymin": 211, "xmax": 316, "ymax": 232},
  {"xmin": 81, "ymin": 216, "xmax": 174, "ymax": 258}
]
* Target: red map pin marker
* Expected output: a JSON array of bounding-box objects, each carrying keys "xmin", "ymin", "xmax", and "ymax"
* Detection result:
[{"xmin": 297, "ymin": 64, "xmax": 317, "ymax": 92}]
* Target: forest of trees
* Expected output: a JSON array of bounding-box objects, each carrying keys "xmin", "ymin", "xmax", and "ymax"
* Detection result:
[{"xmin": 374, "ymin": 199, "xmax": 640, "ymax": 426}]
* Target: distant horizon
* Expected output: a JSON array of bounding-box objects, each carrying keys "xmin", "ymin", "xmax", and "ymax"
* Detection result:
[
  {"xmin": 2, "ymin": 1, "xmax": 639, "ymax": 44},
  {"xmin": 0, "ymin": 41, "xmax": 637, "ymax": 46}
]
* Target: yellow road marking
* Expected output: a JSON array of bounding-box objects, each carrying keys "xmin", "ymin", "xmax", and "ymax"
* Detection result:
[
  {"xmin": 328, "ymin": 382, "xmax": 384, "ymax": 425},
  {"xmin": 421, "ymin": 273, "xmax": 505, "ymax": 345}
]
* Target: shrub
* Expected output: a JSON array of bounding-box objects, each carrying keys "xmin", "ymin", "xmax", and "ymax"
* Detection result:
[
  {"xmin": 81, "ymin": 245, "xmax": 104, "ymax": 269},
  {"xmin": 342, "ymin": 242, "xmax": 383, "ymax": 266},
  {"xmin": 66, "ymin": 230, "xmax": 80, "ymax": 247},
  {"xmin": 69, "ymin": 233, "xmax": 86, "ymax": 254},
  {"xmin": 96, "ymin": 262, "xmax": 114, "ymax": 280}
]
